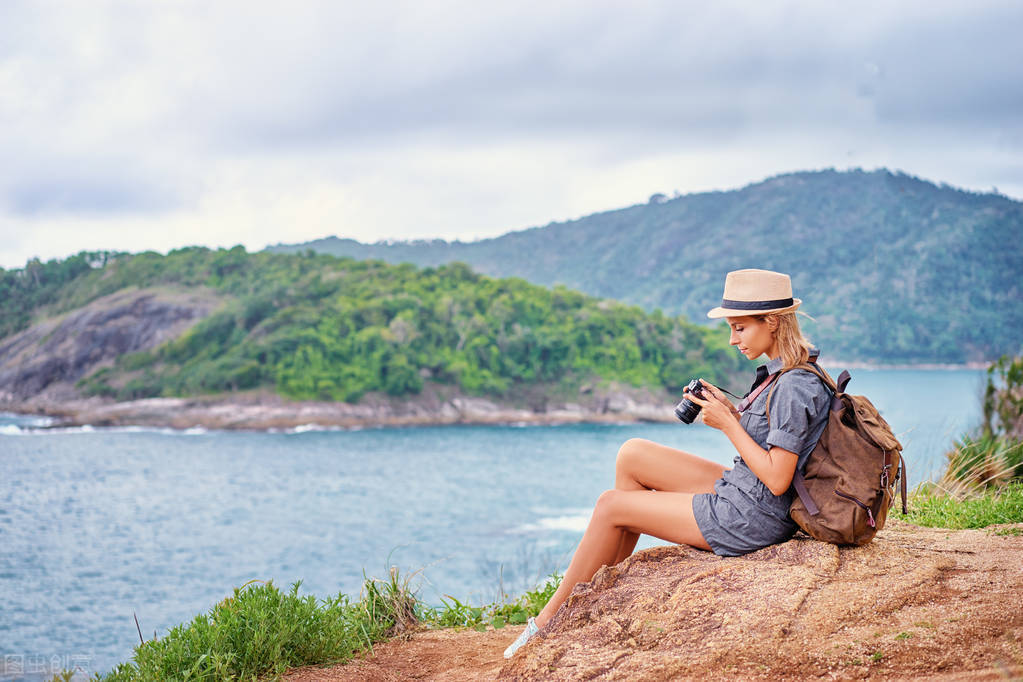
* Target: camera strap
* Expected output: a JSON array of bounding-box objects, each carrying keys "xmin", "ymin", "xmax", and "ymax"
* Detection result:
[
  {"xmin": 735, "ymin": 373, "xmax": 777, "ymax": 414},
  {"xmin": 732, "ymin": 350, "xmax": 821, "ymax": 413}
]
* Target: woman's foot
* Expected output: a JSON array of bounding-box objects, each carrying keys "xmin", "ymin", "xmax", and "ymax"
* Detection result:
[{"xmin": 502, "ymin": 616, "xmax": 540, "ymax": 658}]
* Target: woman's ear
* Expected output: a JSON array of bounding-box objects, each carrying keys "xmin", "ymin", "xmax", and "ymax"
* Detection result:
[{"xmin": 767, "ymin": 316, "xmax": 779, "ymax": 333}]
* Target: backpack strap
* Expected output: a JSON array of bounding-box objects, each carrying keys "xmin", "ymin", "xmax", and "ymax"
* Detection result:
[
  {"xmin": 900, "ymin": 453, "xmax": 908, "ymax": 513},
  {"xmin": 763, "ymin": 359, "xmax": 840, "ymax": 518},
  {"xmin": 791, "ymin": 471, "xmax": 820, "ymax": 516},
  {"xmin": 892, "ymin": 451, "xmax": 908, "ymax": 514},
  {"xmin": 764, "ymin": 359, "xmax": 838, "ymax": 425}
]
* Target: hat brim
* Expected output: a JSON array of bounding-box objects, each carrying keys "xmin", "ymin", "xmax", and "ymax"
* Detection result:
[{"xmin": 706, "ymin": 299, "xmax": 801, "ymax": 319}]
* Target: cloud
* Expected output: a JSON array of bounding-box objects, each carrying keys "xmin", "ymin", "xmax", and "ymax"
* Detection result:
[
  {"xmin": 7, "ymin": 174, "xmax": 179, "ymax": 216},
  {"xmin": 0, "ymin": 0, "xmax": 1021, "ymax": 268}
]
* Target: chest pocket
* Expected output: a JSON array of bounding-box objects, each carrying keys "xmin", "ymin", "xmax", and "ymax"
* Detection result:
[{"xmin": 740, "ymin": 400, "xmax": 770, "ymax": 448}]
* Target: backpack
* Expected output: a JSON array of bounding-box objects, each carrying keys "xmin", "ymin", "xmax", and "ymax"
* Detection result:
[{"xmin": 765, "ymin": 362, "xmax": 907, "ymax": 546}]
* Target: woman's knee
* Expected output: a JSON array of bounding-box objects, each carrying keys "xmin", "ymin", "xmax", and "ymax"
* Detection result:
[
  {"xmin": 593, "ymin": 488, "xmax": 624, "ymax": 521},
  {"xmin": 616, "ymin": 438, "xmax": 651, "ymax": 470}
]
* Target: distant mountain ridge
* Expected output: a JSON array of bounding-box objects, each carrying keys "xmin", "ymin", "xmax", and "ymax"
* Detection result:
[{"xmin": 269, "ymin": 169, "xmax": 1023, "ymax": 363}]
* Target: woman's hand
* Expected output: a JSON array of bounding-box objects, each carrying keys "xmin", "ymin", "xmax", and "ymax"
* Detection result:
[
  {"xmin": 699, "ymin": 380, "xmax": 741, "ymax": 422},
  {"xmin": 683, "ymin": 380, "xmax": 738, "ymax": 431}
]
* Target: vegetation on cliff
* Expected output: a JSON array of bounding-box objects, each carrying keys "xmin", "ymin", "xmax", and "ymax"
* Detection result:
[
  {"xmin": 273, "ymin": 168, "xmax": 1023, "ymax": 364},
  {"xmin": 0, "ymin": 247, "xmax": 744, "ymax": 404}
]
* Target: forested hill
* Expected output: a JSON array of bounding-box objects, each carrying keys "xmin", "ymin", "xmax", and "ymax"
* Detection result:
[
  {"xmin": 0, "ymin": 249, "xmax": 744, "ymax": 404},
  {"xmin": 270, "ymin": 169, "xmax": 1023, "ymax": 364}
]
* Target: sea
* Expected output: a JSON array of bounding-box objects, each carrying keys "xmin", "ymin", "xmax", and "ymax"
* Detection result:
[{"xmin": 0, "ymin": 368, "xmax": 987, "ymax": 679}]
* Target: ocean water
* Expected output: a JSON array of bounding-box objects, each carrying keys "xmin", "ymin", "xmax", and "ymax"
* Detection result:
[{"xmin": 0, "ymin": 368, "xmax": 986, "ymax": 679}]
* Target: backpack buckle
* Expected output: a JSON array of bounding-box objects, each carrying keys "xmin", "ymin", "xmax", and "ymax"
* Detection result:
[{"xmin": 880, "ymin": 464, "xmax": 891, "ymax": 489}]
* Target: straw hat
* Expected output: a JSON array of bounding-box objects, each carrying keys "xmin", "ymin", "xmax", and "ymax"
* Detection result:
[{"xmin": 706, "ymin": 269, "xmax": 802, "ymax": 319}]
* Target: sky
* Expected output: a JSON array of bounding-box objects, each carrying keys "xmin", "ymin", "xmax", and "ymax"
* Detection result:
[{"xmin": 1, "ymin": 0, "xmax": 1021, "ymax": 269}]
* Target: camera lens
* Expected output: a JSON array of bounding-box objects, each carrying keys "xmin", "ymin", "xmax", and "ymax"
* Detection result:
[{"xmin": 674, "ymin": 379, "xmax": 704, "ymax": 424}]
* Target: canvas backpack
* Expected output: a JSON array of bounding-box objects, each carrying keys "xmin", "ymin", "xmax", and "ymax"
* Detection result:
[{"xmin": 765, "ymin": 362, "xmax": 907, "ymax": 546}]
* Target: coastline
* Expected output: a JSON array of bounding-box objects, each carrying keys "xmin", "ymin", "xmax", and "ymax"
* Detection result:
[
  {"xmin": 1, "ymin": 363, "xmax": 991, "ymax": 433},
  {"xmin": 0, "ymin": 385, "xmax": 680, "ymax": 432}
]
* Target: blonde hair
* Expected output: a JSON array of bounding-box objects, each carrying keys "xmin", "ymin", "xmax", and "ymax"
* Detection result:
[{"xmin": 760, "ymin": 311, "xmax": 814, "ymax": 370}]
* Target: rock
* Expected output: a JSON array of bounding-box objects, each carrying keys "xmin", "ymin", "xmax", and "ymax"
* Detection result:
[
  {"xmin": 606, "ymin": 393, "xmax": 635, "ymax": 413},
  {"xmin": 0, "ymin": 287, "xmax": 218, "ymax": 401},
  {"xmin": 499, "ymin": 521, "xmax": 1023, "ymax": 680}
]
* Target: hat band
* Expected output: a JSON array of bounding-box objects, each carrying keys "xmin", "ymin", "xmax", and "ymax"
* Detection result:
[{"xmin": 720, "ymin": 297, "xmax": 793, "ymax": 311}]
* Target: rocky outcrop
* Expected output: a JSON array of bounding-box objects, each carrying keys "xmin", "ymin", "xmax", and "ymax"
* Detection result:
[
  {"xmin": 0, "ymin": 287, "xmax": 219, "ymax": 403},
  {"xmin": 499, "ymin": 521, "xmax": 1023, "ymax": 680}
]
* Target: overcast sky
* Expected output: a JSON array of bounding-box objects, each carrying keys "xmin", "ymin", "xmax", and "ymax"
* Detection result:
[{"xmin": 1, "ymin": 0, "xmax": 1021, "ymax": 268}]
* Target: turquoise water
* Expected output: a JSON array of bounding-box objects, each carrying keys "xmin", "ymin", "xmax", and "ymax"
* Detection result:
[{"xmin": 0, "ymin": 368, "xmax": 986, "ymax": 679}]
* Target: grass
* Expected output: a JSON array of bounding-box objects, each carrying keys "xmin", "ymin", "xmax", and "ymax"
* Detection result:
[
  {"xmin": 423, "ymin": 572, "xmax": 561, "ymax": 632},
  {"xmin": 899, "ymin": 424, "xmax": 1023, "ymax": 530},
  {"xmin": 83, "ymin": 568, "xmax": 561, "ymax": 681},
  {"xmin": 939, "ymin": 433, "xmax": 1023, "ymax": 490},
  {"xmin": 901, "ymin": 480, "xmax": 1023, "ymax": 529},
  {"xmin": 92, "ymin": 575, "xmax": 402, "ymax": 681}
]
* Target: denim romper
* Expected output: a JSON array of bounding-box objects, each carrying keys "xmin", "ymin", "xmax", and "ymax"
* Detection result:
[{"xmin": 691, "ymin": 355, "xmax": 832, "ymax": 556}]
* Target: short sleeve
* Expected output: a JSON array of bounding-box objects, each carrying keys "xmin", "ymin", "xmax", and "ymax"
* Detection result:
[{"xmin": 765, "ymin": 370, "xmax": 830, "ymax": 457}]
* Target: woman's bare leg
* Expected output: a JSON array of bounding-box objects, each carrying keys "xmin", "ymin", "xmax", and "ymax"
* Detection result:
[
  {"xmin": 611, "ymin": 438, "xmax": 726, "ymax": 564},
  {"xmin": 535, "ymin": 488, "xmax": 710, "ymax": 627}
]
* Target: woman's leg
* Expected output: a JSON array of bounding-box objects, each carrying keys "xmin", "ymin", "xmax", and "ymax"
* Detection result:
[
  {"xmin": 611, "ymin": 438, "xmax": 726, "ymax": 564},
  {"xmin": 534, "ymin": 488, "xmax": 710, "ymax": 627}
]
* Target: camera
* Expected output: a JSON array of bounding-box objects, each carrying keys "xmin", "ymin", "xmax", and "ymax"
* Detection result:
[{"xmin": 674, "ymin": 379, "xmax": 706, "ymax": 424}]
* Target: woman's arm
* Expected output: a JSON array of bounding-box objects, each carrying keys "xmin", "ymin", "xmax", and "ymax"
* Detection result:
[
  {"xmin": 718, "ymin": 421, "xmax": 798, "ymax": 496},
  {"xmin": 684, "ymin": 381, "xmax": 799, "ymax": 496}
]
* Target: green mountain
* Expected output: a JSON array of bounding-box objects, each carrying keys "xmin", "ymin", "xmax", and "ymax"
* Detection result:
[
  {"xmin": 270, "ymin": 169, "xmax": 1023, "ymax": 363},
  {"xmin": 0, "ymin": 248, "xmax": 744, "ymax": 404}
]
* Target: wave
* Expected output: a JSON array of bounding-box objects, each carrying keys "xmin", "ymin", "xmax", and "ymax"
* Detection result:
[
  {"xmin": 0, "ymin": 423, "xmax": 212, "ymax": 437},
  {"xmin": 0, "ymin": 412, "xmax": 56, "ymax": 428},
  {"xmin": 289, "ymin": 423, "xmax": 344, "ymax": 434},
  {"xmin": 512, "ymin": 509, "xmax": 592, "ymax": 534},
  {"xmin": 266, "ymin": 423, "xmax": 364, "ymax": 434},
  {"xmin": 1, "ymin": 420, "xmax": 374, "ymax": 436}
]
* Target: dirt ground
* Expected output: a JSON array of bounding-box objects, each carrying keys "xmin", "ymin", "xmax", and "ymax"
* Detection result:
[
  {"xmin": 282, "ymin": 627, "xmax": 514, "ymax": 682},
  {"xmin": 282, "ymin": 523, "xmax": 1023, "ymax": 681},
  {"xmin": 282, "ymin": 624, "xmax": 1023, "ymax": 682}
]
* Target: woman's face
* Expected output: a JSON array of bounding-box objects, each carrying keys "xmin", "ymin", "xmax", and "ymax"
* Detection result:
[{"xmin": 726, "ymin": 315, "xmax": 778, "ymax": 360}]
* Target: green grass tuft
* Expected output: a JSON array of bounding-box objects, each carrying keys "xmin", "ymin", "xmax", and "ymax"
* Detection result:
[
  {"xmin": 901, "ymin": 481, "xmax": 1023, "ymax": 529},
  {"xmin": 939, "ymin": 433, "xmax": 1023, "ymax": 490},
  {"xmin": 91, "ymin": 567, "xmax": 561, "ymax": 681},
  {"xmin": 94, "ymin": 575, "xmax": 416, "ymax": 681},
  {"xmin": 422, "ymin": 571, "xmax": 561, "ymax": 632}
]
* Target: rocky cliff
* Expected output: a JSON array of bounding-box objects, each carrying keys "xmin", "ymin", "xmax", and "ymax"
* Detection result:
[
  {"xmin": 282, "ymin": 522, "xmax": 1023, "ymax": 681},
  {"xmin": 0, "ymin": 287, "xmax": 219, "ymax": 403},
  {"xmin": 497, "ymin": 521, "xmax": 1023, "ymax": 680}
]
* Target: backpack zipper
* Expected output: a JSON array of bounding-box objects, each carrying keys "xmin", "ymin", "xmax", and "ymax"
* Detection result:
[{"xmin": 834, "ymin": 490, "xmax": 876, "ymax": 528}]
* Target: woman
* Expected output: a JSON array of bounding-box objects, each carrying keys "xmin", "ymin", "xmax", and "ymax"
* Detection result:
[{"xmin": 504, "ymin": 268, "xmax": 833, "ymax": 659}]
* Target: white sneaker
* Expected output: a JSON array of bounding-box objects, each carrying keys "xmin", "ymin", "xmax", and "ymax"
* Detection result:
[{"xmin": 502, "ymin": 616, "xmax": 540, "ymax": 658}]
